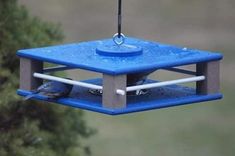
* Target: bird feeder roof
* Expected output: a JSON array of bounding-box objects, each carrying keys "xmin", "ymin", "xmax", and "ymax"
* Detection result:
[{"xmin": 17, "ymin": 37, "xmax": 223, "ymax": 75}]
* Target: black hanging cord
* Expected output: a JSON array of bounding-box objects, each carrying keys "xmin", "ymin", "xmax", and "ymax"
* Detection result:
[{"xmin": 117, "ymin": 0, "xmax": 122, "ymax": 38}]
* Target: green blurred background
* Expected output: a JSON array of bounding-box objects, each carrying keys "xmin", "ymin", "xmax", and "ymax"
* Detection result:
[{"xmin": 19, "ymin": 0, "xmax": 235, "ymax": 155}]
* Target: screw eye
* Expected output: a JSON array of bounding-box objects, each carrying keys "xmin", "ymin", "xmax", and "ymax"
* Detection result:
[{"xmin": 113, "ymin": 33, "xmax": 125, "ymax": 46}]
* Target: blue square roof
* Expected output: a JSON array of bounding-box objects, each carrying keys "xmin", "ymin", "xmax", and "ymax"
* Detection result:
[{"xmin": 17, "ymin": 37, "xmax": 223, "ymax": 75}]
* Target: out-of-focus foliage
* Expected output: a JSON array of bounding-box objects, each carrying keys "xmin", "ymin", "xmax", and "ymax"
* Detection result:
[{"xmin": 0, "ymin": 0, "xmax": 95, "ymax": 156}]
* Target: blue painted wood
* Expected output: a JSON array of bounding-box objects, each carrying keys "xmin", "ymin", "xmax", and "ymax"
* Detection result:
[
  {"xmin": 17, "ymin": 79, "xmax": 222, "ymax": 115},
  {"xmin": 96, "ymin": 44, "xmax": 143, "ymax": 57},
  {"xmin": 17, "ymin": 37, "xmax": 223, "ymax": 75}
]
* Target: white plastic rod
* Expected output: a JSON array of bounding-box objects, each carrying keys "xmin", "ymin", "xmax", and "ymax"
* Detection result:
[
  {"xmin": 34, "ymin": 73, "xmax": 103, "ymax": 90},
  {"xmin": 116, "ymin": 89, "xmax": 126, "ymax": 96},
  {"xmin": 125, "ymin": 76, "xmax": 205, "ymax": 92},
  {"xmin": 33, "ymin": 73, "xmax": 204, "ymax": 96}
]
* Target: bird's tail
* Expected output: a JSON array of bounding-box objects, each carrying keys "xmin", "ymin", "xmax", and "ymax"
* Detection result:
[{"xmin": 24, "ymin": 94, "xmax": 37, "ymax": 101}]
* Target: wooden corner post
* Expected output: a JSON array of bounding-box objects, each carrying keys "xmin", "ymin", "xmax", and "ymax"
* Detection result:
[
  {"xmin": 102, "ymin": 74, "xmax": 127, "ymax": 109},
  {"xmin": 20, "ymin": 58, "xmax": 43, "ymax": 90},
  {"xmin": 196, "ymin": 61, "xmax": 220, "ymax": 95}
]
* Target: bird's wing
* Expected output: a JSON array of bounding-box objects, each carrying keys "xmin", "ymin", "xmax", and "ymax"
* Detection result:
[{"xmin": 37, "ymin": 82, "xmax": 53, "ymax": 92}]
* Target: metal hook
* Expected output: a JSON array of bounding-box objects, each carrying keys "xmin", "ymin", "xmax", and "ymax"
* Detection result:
[{"xmin": 113, "ymin": 33, "xmax": 125, "ymax": 46}]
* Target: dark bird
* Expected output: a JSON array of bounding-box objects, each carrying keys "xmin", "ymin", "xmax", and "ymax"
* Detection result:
[
  {"xmin": 89, "ymin": 70, "xmax": 156, "ymax": 96},
  {"xmin": 24, "ymin": 80, "xmax": 73, "ymax": 100},
  {"xmin": 127, "ymin": 70, "xmax": 155, "ymax": 86},
  {"xmin": 127, "ymin": 70, "xmax": 156, "ymax": 96}
]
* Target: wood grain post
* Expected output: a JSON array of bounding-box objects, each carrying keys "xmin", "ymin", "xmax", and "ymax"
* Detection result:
[
  {"xmin": 196, "ymin": 61, "xmax": 220, "ymax": 94},
  {"xmin": 102, "ymin": 74, "xmax": 127, "ymax": 109},
  {"xmin": 20, "ymin": 58, "xmax": 43, "ymax": 90}
]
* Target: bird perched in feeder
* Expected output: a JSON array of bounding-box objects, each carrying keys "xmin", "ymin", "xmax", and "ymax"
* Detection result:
[
  {"xmin": 89, "ymin": 70, "xmax": 156, "ymax": 96},
  {"xmin": 126, "ymin": 70, "xmax": 156, "ymax": 96},
  {"xmin": 127, "ymin": 70, "xmax": 155, "ymax": 86},
  {"xmin": 24, "ymin": 80, "xmax": 73, "ymax": 100}
]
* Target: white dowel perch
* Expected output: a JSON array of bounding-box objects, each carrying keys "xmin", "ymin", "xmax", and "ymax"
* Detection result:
[
  {"xmin": 34, "ymin": 73, "xmax": 126, "ymax": 95},
  {"xmin": 34, "ymin": 73, "xmax": 103, "ymax": 90},
  {"xmin": 116, "ymin": 76, "xmax": 205, "ymax": 93},
  {"xmin": 34, "ymin": 73, "xmax": 205, "ymax": 96},
  {"xmin": 116, "ymin": 89, "xmax": 126, "ymax": 96}
]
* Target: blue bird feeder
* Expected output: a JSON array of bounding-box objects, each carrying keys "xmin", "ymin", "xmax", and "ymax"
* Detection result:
[{"xmin": 17, "ymin": 1, "xmax": 223, "ymax": 115}]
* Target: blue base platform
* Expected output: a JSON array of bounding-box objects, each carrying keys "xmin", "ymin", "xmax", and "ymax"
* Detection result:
[{"xmin": 17, "ymin": 79, "xmax": 222, "ymax": 115}]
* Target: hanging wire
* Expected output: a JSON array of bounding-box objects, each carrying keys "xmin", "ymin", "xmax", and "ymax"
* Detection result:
[
  {"xmin": 113, "ymin": 0, "xmax": 125, "ymax": 45},
  {"xmin": 118, "ymin": 0, "xmax": 122, "ymax": 38}
]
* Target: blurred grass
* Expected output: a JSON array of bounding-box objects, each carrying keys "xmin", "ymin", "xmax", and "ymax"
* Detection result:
[{"xmin": 19, "ymin": 0, "xmax": 235, "ymax": 155}]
